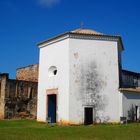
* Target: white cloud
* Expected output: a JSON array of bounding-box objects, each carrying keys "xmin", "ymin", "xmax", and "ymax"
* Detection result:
[{"xmin": 38, "ymin": 0, "xmax": 60, "ymax": 7}]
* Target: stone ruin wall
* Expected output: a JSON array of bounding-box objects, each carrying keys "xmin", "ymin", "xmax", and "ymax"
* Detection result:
[
  {"xmin": 0, "ymin": 72, "xmax": 38, "ymax": 119},
  {"xmin": 0, "ymin": 74, "xmax": 7, "ymax": 119},
  {"xmin": 16, "ymin": 64, "xmax": 39, "ymax": 82},
  {"xmin": 5, "ymin": 79, "xmax": 38, "ymax": 119}
]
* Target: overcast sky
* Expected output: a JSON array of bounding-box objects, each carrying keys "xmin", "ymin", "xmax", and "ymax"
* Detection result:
[{"xmin": 0, "ymin": 0, "xmax": 140, "ymax": 78}]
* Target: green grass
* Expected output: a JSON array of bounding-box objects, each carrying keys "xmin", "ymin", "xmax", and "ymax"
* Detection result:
[{"xmin": 0, "ymin": 120, "xmax": 140, "ymax": 140}]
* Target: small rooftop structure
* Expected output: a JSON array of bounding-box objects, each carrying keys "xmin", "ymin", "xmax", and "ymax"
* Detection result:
[{"xmin": 71, "ymin": 28, "xmax": 103, "ymax": 35}]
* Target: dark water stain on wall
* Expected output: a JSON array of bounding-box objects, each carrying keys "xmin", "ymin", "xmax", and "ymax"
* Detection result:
[{"xmin": 80, "ymin": 61, "xmax": 109, "ymax": 122}]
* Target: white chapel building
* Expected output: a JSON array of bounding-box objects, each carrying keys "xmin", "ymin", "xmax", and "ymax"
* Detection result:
[{"xmin": 37, "ymin": 29, "xmax": 140, "ymax": 124}]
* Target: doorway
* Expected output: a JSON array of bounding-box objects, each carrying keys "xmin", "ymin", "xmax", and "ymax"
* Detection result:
[
  {"xmin": 135, "ymin": 106, "xmax": 140, "ymax": 121},
  {"xmin": 48, "ymin": 94, "xmax": 56, "ymax": 123},
  {"xmin": 84, "ymin": 107, "xmax": 93, "ymax": 125}
]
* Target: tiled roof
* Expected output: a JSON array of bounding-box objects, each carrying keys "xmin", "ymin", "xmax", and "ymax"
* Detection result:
[
  {"xmin": 119, "ymin": 88, "xmax": 140, "ymax": 93},
  {"xmin": 71, "ymin": 29, "xmax": 103, "ymax": 35},
  {"xmin": 37, "ymin": 28, "xmax": 123, "ymax": 50}
]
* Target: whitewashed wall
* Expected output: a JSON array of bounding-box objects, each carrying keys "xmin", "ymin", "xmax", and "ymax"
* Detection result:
[
  {"xmin": 37, "ymin": 34, "xmax": 123, "ymax": 124},
  {"xmin": 69, "ymin": 38, "xmax": 122, "ymax": 123},
  {"xmin": 37, "ymin": 38, "xmax": 70, "ymax": 122},
  {"xmin": 122, "ymin": 92, "xmax": 140, "ymax": 120}
]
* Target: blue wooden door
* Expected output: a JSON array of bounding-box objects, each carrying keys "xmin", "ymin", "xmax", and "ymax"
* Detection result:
[{"xmin": 48, "ymin": 95, "xmax": 56, "ymax": 123}]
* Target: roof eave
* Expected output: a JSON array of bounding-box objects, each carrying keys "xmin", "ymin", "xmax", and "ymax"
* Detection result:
[
  {"xmin": 37, "ymin": 32, "xmax": 124, "ymax": 51},
  {"xmin": 119, "ymin": 88, "xmax": 140, "ymax": 93},
  {"xmin": 37, "ymin": 32, "xmax": 70, "ymax": 47}
]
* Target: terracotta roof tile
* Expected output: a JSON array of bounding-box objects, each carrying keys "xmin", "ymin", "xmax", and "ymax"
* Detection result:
[
  {"xmin": 119, "ymin": 88, "xmax": 140, "ymax": 93},
  {"xmin": 71, "ymin": 28, "xmax": 103, "ymax": 35}
]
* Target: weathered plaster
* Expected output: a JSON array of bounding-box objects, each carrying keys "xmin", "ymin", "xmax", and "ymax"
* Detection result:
[{"xmin": 0, "ymin": 73, "xmax": 37, "ymax": 119}]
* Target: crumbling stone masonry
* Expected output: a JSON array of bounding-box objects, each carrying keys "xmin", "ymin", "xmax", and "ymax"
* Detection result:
[
  {"xmin": 16, "ymin": 64, "xmax": 38, "ymax": 82},
  {"xmin": 0, "ymin": 72, "xmax": 38, "ymax": 119}
]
